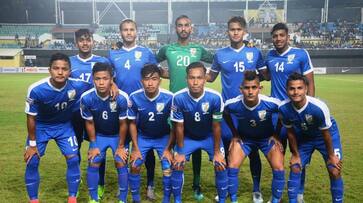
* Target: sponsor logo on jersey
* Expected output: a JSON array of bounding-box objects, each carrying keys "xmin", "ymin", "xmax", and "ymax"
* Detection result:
[
  {"xmin": 135, "ymin": 51, "xmax": 142, "ymax": 61},
  {"xmin": 156, "ymin": 102, "xmax": 165, "ymax": 114},
  {"xmin": 305, "ymin": 114, "xmax": 313, "ymax": 124},
  {"xmin": 246, "ymin": 52, "xmax": 254, "ymax": 63},
  {"xmin": 202, "ymin": 102, "xmax": 210, "ymax": 114},
  {"xmin": 190, "ymin": 48, "xmax": 197, "ymax": 57},
  {"xmin": 258, "ymin": 110, "xmax": 267, "ymax": 121},
  {"xmin": 287, "ymin": 54, "xmax": 295, "ymax": 64},
  {"xmin": 110, "ymin": 101, "xmax": 117, "ymax": 112},
  {"xmin": 68, "ymin": 89, "xmax": 76, "ymax": 101}
]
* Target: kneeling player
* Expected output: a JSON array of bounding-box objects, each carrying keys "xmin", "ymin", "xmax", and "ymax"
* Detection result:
[
  {"xmin": 224, "ymin": 71, "xmax": 285, "ymax": 203},
  {"xmin": 128, "ymin": 64, "xmax": 174, "ymax": 203},
  {"xmin": 279, "ymin": 73, "xmax": 343, "ymax": 203},
  {"xmin": 24, "ymin": 53, "xmax": 91, "ymax": 203},
  {"xmin": 80, "ymin": 63, "xmax": 129, "ymax": 203},
  {"xmin": 171, "ymin": 62, "xmax": 228, "ymax": 203}
]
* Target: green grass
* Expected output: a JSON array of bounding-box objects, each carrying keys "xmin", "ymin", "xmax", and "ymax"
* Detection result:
[{"xmin": 1, "ymin": 74, "xmax": 362, "ymax": 202}]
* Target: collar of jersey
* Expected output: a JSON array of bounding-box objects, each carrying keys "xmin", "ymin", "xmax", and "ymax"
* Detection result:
[
  {"xmin": 187, "ymin": 89, "xmax": 205, "ymax": 102},
  {"xmin": 95, "ymin": 89, "xmax": 110, "ymax": 101},
  {"xmin": 275, "ymin": 46, "xmax": 292, "ymax": 56},
  {"xmin": 122, "ymin": 45, "xmax": 138, "ymax": 52},
  {"xmin": 292, "ymin": 96, "xmax": 309, "ymax": 113},
  {"xmin": 143, "ymin": 88, "xmax": 160, "ymax": 102},
  {"xmin": 77, "ymin": 54, "xmax": 94, "ymax": 63},
  {"xmin": 47, "ymin": 77, "xmax": 67, "ymax": 92},
  {"xmin": 229, "ymin": 44, "xmax": 245, "ymax": 53},
  {"xmin": 241, "ymin": 95, "xmax": 261, "ymax": 111}
]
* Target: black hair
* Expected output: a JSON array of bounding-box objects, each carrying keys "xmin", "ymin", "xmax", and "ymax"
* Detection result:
[
  {"xmin": 175, "ymin": 15, "xmax": 191, "ymax": 26},
  {"xmin": 75, "ymin": 29, "xmax": 92, "ymax": 40},
  {"xmin": 186, "ymin": 61, "xmax": 206, "ymax": 75},
  {"xmin": 92, "ymin": 62, "xmax": 113, "ymax": 77},
  {"xmin": 271, "ymin": 23, "xmax": 289, "ymax": 35},
  {"xmin": 243, "ymin": 70, "xmax": 260, "ymax": 83},
  {"xmin": 49, "ymin": 52, "xmax": 70, "ymax": 68},
  {"xmin": 286, "ymin": 72, "xmax": 309, "ymax": 87},
  {"xmin": 119, "ymin": 18, "xmax": 137, "ymax": 31},
  {"xmin": 228, "ymin": 16, "xmax": 247, "ymax": 29},
  {"xmin": 141, "ymin": 64, "xmax": 161, "ymax": 78}
]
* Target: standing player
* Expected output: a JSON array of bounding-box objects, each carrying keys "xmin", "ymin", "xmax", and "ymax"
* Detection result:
[
  {"xmin": 70, "ymin": 29, "xmax": 112, "ymax": 198},
  {"xmin": 127, "ymin": 64, "xmax": 174, "ymax": 203},
  {"xmin": 108, "ymin": 19, "xmax": 158, "ymax": 199},
  {"xmin": 207, "ymin": 16, "xmax": 266, "ymax": 203},
  {"xmin": 171, "ymin": 62, "xmax": 228, "ymax": 203},
  {"xmin": 264, "ymin": 23, "xmax": 315, "ymax": 202},
  {"xmin": 24, "ymin": 53, "xmax": 91, "ymax": 203},
  {"xmin": 80, "ymin": 63, "xmax": 129, "ymax": 203},
  {"xmin": 224, "ymin": 71, "xmax": 285, "ymax": 203},
  {"xmin": 157, "ymin": 15, "xmax": 213, "ymax": 200},
  {"xmin": 279, "ymin": 73, "xmax": 343, "ymax": 203}
]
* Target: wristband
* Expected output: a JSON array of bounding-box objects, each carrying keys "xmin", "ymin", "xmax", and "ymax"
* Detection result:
[
  {"xmin": 29, "ymin": 140, "xmax": 37, "ymax": 147},
  {"xmin": 89, "ymin": 141, "xmax": 97, "ymax": 149}
]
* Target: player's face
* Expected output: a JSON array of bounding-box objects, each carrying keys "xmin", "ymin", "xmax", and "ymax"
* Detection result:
[
  {"xmin": 287, "ymin": 80, "xmax": 307, "ymax": 104},
  {"xmin": 228, "ymin": 22, "xmax": 245, "ymax": 44},
  {"xmin": 93, "ymin": 71, "xmax": 112, "ymax": 95},
  {"xmin": 176, "ymin": 18, "xmax": 192, "ymax": 40},
  {"xmin": 49, "ymin": 59, "xmax": 70, "ymax": 85},
  {"xmin": 120, "ymin": 22, "xmax": 137, "ymax": 44},
  {"xmin": 187, "ymin": 67, "xmax": 206, "ymax": 95},
  {"xmin": 142, "ymin": 72, "xmax": 161, "ymax": 95},
  {"xmin": 76, "ymin": 35, "xmax": 93, "ymax": 54},
  {"xmin": 241, "ymin": 79, "xmax": 260, "ymax": 103},
  {"xmin": 272, "ymin": 29, "xmax": 289, "ymax": 51}
]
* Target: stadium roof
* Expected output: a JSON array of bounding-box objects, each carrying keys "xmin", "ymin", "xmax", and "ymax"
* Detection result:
[{"xmin": 58, "ymin": 0, "xmax": 284, "ymax": 2}]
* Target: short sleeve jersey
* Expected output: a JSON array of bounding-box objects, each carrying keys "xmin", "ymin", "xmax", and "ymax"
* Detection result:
[{"xmin": 70, "ymin": 54, "xmax": 110, "ymax": 84}]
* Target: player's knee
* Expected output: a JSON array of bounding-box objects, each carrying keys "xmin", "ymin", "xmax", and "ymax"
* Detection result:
[
  {"xmin": 290, "ymin": 163, "xmax": 302, "ymax": 173},
  {"xmin": 114, "ymin": 155, "xmax": 126, "ymax": 167},
  {"xmin": 163, "ymin": 168, "xmax": 172, "ymax": 177},
  {"xmin": 130, "ymin": 159, "xmax": 143, "ymax": 174},
  {"xmin": 328, "ymin": 167, "xmax": 341, "ymax": 179},
  {"xmin": 27, "ymin": 155, "xmax": 40, "ymax": 168},
  {"xmin": 88, "ymin": 156, "xmax": 103, "ymax": 167}
]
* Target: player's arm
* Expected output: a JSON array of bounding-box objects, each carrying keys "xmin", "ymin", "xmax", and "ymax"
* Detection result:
[
  {"xmin": 201, "ymin": 47, "xmax": 214, "ymax": 64},
  {"xmin": 173, "ymin": 121, "xmax": 185, "ymax": 170},
  {"xmin": 305, "ymin": 72, "xmax": 315, "ymax": 97},
  {"xmin": 156, "ymin": 46, "xmax": 170, "ymax": 79},
  {"xmin": 222, "ymin": 111, "xmax": 239, "ymax": 139},
  {"xmin": 321, "ymin": 129, "xmax": 342, "ymax": 171},
  {"xmin": 110, "ymin": 82, "xmax": 119, "ymax": 100},
  {"xmin": 207, "ymin": 53, "xmax": 220, "ymax": 82},
  {"xmin": 162, "ymin": 122, "xmax": 176, "ymax": 164},
  {"xmin": 115, "ymin": 118, "xmax": 129, "ymax": 162},
  {"xmin": 84, "ymin": 119, "xmax": 101, "ymax": 161},
  {"xmin": 212, "ymin": 120, "xmax": 226, "ymax": 171},
  {"xmin": 259, "ymin": 68, "xmax": 270, "ymax": 81},
  {"xmin": 129, "ymin": 120, "xmax": 142, "ymax": 163},
  {"xmin": 159, "ymin": 66, "xmax": 170, "ymax": 79},
  {"xmin": 206, "ymin": 70, "xmax": 219, "ymax": 82},
  {"xmin": 286, "ymin": 127, "xmax": 301, "ymax": 168},
  {"xmin": 24, "ymin": 114, "xmax": 39, "ymax": 163}
]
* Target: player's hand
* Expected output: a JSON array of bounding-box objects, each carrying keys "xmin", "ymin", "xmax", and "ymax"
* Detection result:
[
  {"xmin": 213, "ymin": 151, "xmax": 226, "ymax": 171},
  {"xmin": 115, "ymin": 147, "xmax": 129, "ymax": 162},
  {"xmin": 24, "ymin": 146, "xmax": 40, "ymax": 164},
  {"xmin": 269, "ymin": 136, "xmax": 284, "ymax": 153},
  {"xmin": 173, "ymin": 153, "xmax": 185, "ymax": 170},
  {"xmin": 110, "ymin": 83, "xmax": 119, "ymax": 100},
  {"xmin": 289, "ymin": 154, "xmax": 302, "ymax": 170},
  {"xmin": 162, "ymin": 149, "xmax": 173, "ymax": 165},
  {"xmin": 229, "ymin": 137, "xmax": 241, "ymax": 152},
  {"xmin": 130, "ymin": 148, "xmax": 142, "ymax": 166},
  {"xmin": 88, "ymin": 148, "xmax": 100, "ymax": 161},
  {"xmin": 327, "ymin": 154, "xmax": 342, "ymax": 171}
]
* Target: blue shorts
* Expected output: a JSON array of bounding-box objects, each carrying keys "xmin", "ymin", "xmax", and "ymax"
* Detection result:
[
  {"xmin": 272, "ymin": 113, "xmax": 287, "ymax": 140},
  {"xmin": 26, "ymin": 122, "xmax": 78, "ymax": 157},
  {"xmin": 138, "ymin": 134, "xmax": 169, "ymax": 161},
  {"xmin": 181, "ymin": 134, "xmax": 225, "ymax": 161},
  {"xmin": 240, "ymin": 137, "xmax": 275, "ymax": 156},
  {"xmin": 92, "ymin": 134, "xmax": 130, "ymax": 162},
  {"xmin": 298, "ymin": 121, "xmax": 343, "ymax": 167}
]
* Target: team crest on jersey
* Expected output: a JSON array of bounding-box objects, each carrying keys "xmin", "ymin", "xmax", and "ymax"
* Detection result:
[
  {"xmin": 287, "ymin": 54, "xmax": 295, "ymax": 64},
  {"xmin": 258, "ymin": 110, "xmax": 267, "ymax": 121},
  {"xmin": 135, "ymin": 51, "xmax": 142, "ymax": 61},
  {"xmin": 110, "ymin": 101, "xmax": 117, "ymax": 112},
  {"xmin": 190, "ymin": 48, "xmax": 197, "ymax": 57},
  {"xmin": 67, "ymin": 89, "xmax": 76, "ymax": 101},
  {"xmin": 156, "ymin": 103, "xmax": 165, "ymax": 114},
  {"xmin": 246, "ymin": 52, "xmax": 254, "ymax": 63},
  {"xmin": 305, "ymin": 114, "xmax": 313, "ymax": 124},
  {"xmin": 202, "ymin": 102, "xmax": 210, "ymax": 114}
]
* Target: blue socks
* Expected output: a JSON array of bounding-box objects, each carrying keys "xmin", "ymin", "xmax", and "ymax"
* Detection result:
[
  {"xmin": 171, "ymin": 170, "xmax": 183, "ymax": 202},
  {"xmin": 288, "ymin": 170, "xmax": 301, "ymax": 203},
  {"xmin": 271, "ymin": 170, "xmax": 285, "ymax": 202},
  {"xmin": 215, "ymin": 170, "xmax": 228, "ymax": 202},
  {"xmin": 87, "ymin": 166, "xmax": 99, "ymax": 201},
  {"xmin": 129, "ymin": 173, "xmax": 141, "ymax": 202},
  {"xmin": 66, "ymin": 155, "xmax": 80, "ymax": 197},
  {"xmin": 117, "ymin": 166, "xmax": 128, "ymax": 202},
  {"xmin": 331, "ymin": 177, "xmax": 344, "ymax": 203},
  {"xmin": 25, "ymin": 156, "xmax": 40, "ymax": 200},
  {"xmin": 228, "ymin": 167, "xmax": 239, "ymax": 202},
  {"xmin": 249, "ymin": 150, "xmax": 262, "ymax": 192}
]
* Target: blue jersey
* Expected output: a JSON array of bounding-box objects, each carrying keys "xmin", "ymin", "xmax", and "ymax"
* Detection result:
[
  {"xmin": 108, "ymin": 45, "xmax": 157, "ymax": 95},
  {"xmin": 70, "ymin": 54, "xmax": 110, "ymax": 84},
  {"xmin": 279, "ymin": 96, "xmax": 336, "ymax": 139},
  {"xmin": 25, "ymin": 77, "xmax": 91, "ymax": 125},
  {"xmin": 211, "ymin": 45, "xmax": 265, "ymax": 101},
  {"xmin": 266, "ymin": 47, "xmax": 314, "ymax": 100},
  {"xmin": 171, "ymin": 88, "xmax": 224, "ymax": 140},
  {"xmin": 128, "ymin": 88, "xmax": 173, "ymax": 138},
  {"xmin": 225, "ymin": 94, "xmax": 280, "ymax": 139},
  {"xmin": 80, "ymin": 89, "xmax": 128, "ymax": 136}
]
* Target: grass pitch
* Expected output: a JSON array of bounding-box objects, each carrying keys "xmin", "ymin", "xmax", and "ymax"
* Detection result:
[{"xmin": 0, "ymin": 74, "xmax": 362, "ymax": 202}]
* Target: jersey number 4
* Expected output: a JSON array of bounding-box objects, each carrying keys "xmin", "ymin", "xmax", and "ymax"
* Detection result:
[{"xmin": 274, "ymin": 62, "xmax": 285, "ymax": 72}]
